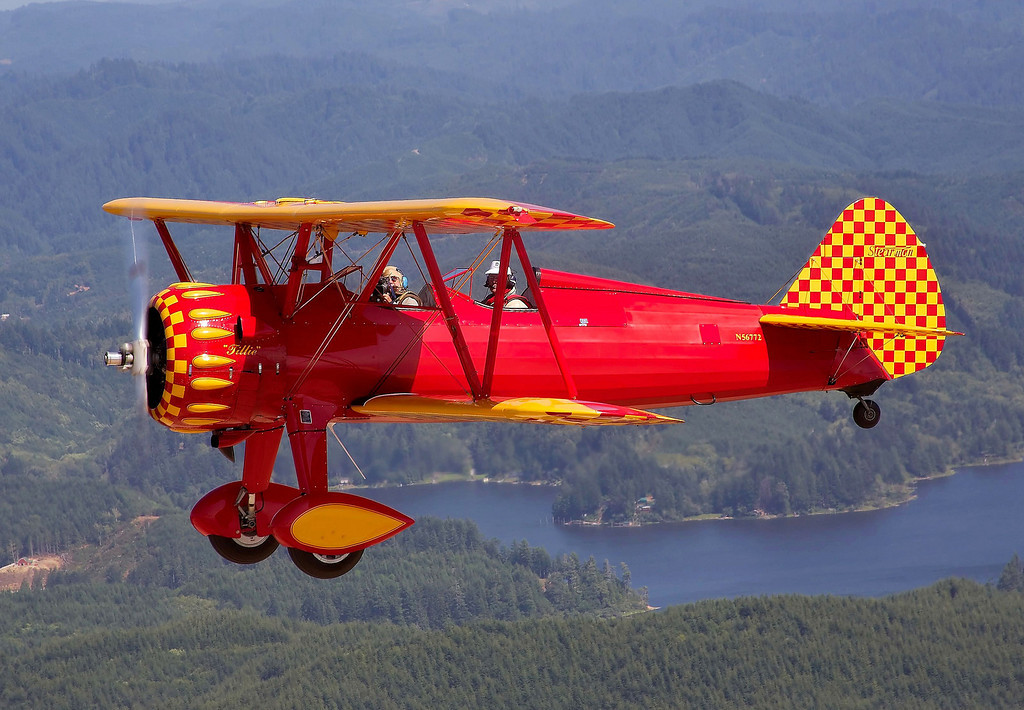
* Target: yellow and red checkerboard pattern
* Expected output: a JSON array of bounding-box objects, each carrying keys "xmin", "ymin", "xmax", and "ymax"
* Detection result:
[
  {"xmin": 150, "ymin": 288, "xmax": 187, "ymax": 426},
  {"xmin": 781, "ymin": 197, "xmax": 948, "ymax": 378}
]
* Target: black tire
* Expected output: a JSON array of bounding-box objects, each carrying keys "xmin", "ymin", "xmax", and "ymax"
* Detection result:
[
  {"xmin": 853, "ymin": 399, "xmax": 881, "ymax": 429},
  {"xmin": 288, "ymin": 547, "xmax": 364, "ymax": 579},
  {"xmin": 208, "ymin": 533, "xmax": 279, "ymax": 564}
]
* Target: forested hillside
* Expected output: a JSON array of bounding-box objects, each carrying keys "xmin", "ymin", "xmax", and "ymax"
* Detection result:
[
  {"xmin": 2, "ymin": 572, "xmax": 1023, "ymax": 708},
  {"xmin": 3, "ymin": 62, "xmax": 1022, "ymax": 258},
  {"xmin": 54, "ymin": 515, "xmax": 647, "ymax": 626}
]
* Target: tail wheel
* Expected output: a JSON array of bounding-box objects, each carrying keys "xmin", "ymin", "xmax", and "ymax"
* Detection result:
[
  {"xmin": 288, "ymin": 547, "xmax": 364, "ymax": 579},
  {"xmin": 853, "ymin": 399, "xmax": 881, "ymax": 429},
  {"xmin": 208, "ymin": 533, "xmax": 279, "ymax": 564}
]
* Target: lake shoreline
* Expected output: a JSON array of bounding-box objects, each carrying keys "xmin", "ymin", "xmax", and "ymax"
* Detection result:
[
  {"xmin": 364, "ymin": 461, "xmax": 1024, "ymax": 605},
  {"xmin": 348, "ymin": 453, "xmax": 1024, "ymax": 527}
]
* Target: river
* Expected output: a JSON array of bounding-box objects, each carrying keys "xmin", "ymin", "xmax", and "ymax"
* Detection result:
[{"xmin": 371, "ymin": 461, "xmax": 1024, "ymax": 607}]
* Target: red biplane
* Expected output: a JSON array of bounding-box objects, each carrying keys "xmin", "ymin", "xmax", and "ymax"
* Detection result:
[{"xmin": 103, "ymin": 196, "xmax": 961, "ymax": 578}]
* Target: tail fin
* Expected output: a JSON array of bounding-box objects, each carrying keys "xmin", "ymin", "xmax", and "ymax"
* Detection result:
[{"xmin": 781, "ymin": 197, "xmax": 951, "ymax": 379}]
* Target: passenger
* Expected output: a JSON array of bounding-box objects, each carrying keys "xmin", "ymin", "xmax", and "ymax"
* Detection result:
[
  {"xmin": 376, "ymin": 265, "xmax": 421, "ymax": 306},
  {"xmin": 481, "ymin": 260, "xmax": 531, "ymax": 309}
]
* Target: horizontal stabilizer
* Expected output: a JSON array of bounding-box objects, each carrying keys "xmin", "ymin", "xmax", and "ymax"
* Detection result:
[
  {"xmin": 760, "ymin": 313, "xmax": 964, "ymax": 338},
  {"xmin": 352, "ymin": 394, "xmax": 682, "ymax": 426}
]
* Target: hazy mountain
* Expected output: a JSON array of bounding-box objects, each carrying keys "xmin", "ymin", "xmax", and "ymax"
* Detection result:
[
  {"xmin": 0, "ymin": 58, "xmax": 1021, "ymax": 267},
  {"xmin": 1, "ymin": 0, "xmax": 1022, "ymax": 107}
]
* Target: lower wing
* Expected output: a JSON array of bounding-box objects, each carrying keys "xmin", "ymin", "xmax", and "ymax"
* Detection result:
[{"xmin": 352, "ymin": 394, "xmax": 682, "ymax": 426}]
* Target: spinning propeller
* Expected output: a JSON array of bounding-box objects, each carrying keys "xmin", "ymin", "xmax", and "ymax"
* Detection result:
[{"xmin": 103, "ymin": 219, "xmax": 159, "ymax": 414}]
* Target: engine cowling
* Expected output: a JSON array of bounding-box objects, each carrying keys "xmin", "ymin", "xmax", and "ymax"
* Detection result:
[{"xmin": 145, "ymin": 282, "xmax": 283, "ymax": 433}]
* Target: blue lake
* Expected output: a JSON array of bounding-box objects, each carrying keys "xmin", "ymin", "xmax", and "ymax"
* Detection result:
[{"xmin": 371, "ymin": 461, "xmax": 1024, "ymax": 607}]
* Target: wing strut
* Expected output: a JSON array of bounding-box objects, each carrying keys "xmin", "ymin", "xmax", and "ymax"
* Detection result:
[
  {"xmin": 413, "ymin": 221, "xmax": 483, "ymax": 400},
  {"xmin": 154, "ymin": 219, "xmax": 194, "ymax": 283},
  {"xmin": 282, "ymin": 223, "xmax": 313, "ymax": 319},
  {"xmin": 285, "ymin": 229, "xmax": 404, "ymax": 399},
  {"xmin": 412, "ymin": 222, "xmax": 579, "ymax": 402},
  {"xmin": 512, "ymin": 229, "xmax": 579, "ymax": 399},
  {"xmin": 232, "ymin": 223, "xmax": 276, "ymax": 287},
  {"xmin": 357, "ymin": 230, "xmax": 403, "ymax": 303},
  {"xmin": 480, "ymin": 229, "xmax": 513, "ymax": 399}
]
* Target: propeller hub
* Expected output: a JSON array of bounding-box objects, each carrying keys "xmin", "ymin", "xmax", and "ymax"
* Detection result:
[{"xmin": 104, "ymin": 339, "xmax": 149, "ymax": 375}]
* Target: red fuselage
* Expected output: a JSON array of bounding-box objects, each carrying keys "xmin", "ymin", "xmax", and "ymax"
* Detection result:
[{"xmin": 150, "ymin": 268, "xmax": 886, "ymax": 433}]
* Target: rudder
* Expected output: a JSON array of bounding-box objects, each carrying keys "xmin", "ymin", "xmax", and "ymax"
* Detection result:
[{"xmin": 781, "ymin": 197, "xmax": 949, "ymax": 379}]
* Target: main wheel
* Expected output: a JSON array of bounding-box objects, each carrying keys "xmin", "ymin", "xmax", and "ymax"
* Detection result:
[
  {"xmin": 853, "ymin": 399, "xmax": 881, "ymax": 429},
  {"xmin": 288, "ymin": 547, "xmax": 364, "ymax": 579},
  {"xmin": 208, "ymin": 533, "xmax": 279, "ymax": 564}
]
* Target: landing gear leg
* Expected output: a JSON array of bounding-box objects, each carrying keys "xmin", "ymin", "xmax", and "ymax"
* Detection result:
[
  {"xmin": 197, "ymin": 427, "xmax": 286, "ymax": 565},
  {"xmin": 269, "ymin": 401, "xmax": 412, "ymax": 578},
  {"xmin": 283, "ymin": 400, "xmax": 370, "ymax": 579},
  {"xmin": 853, "ymin": 398, "xmax": 881, "ymax": 429},
  {"xmin": 207, "ymin": 484, "xmax": 282, "ymax": 564}
]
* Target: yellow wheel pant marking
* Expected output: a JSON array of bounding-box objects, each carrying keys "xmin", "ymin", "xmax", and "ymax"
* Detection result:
[{"xmin": 291, "ymin": 504, "xmax": 406, "ymax": 551}]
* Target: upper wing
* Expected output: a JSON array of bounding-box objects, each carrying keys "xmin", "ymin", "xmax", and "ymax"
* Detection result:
[
  {"xmin": 102, "ymin": 196, "xmax": 614, "ymax": 234},
  {"xmin": 352, "ymin": 394, "xmax": 682, "ymax": 425},
  {"xmin": 760, "ymin": 313, "xmax": 963, "ymax": 338}
]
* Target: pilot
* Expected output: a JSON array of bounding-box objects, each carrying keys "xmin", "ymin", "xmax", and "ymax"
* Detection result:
[
  {"xmin": 481, "ymin": 260, "xmax": 530, "ymax": 309},
  {"xmin": 377, "ymin": 265, "xmax": 421, "ymax": 306}
]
